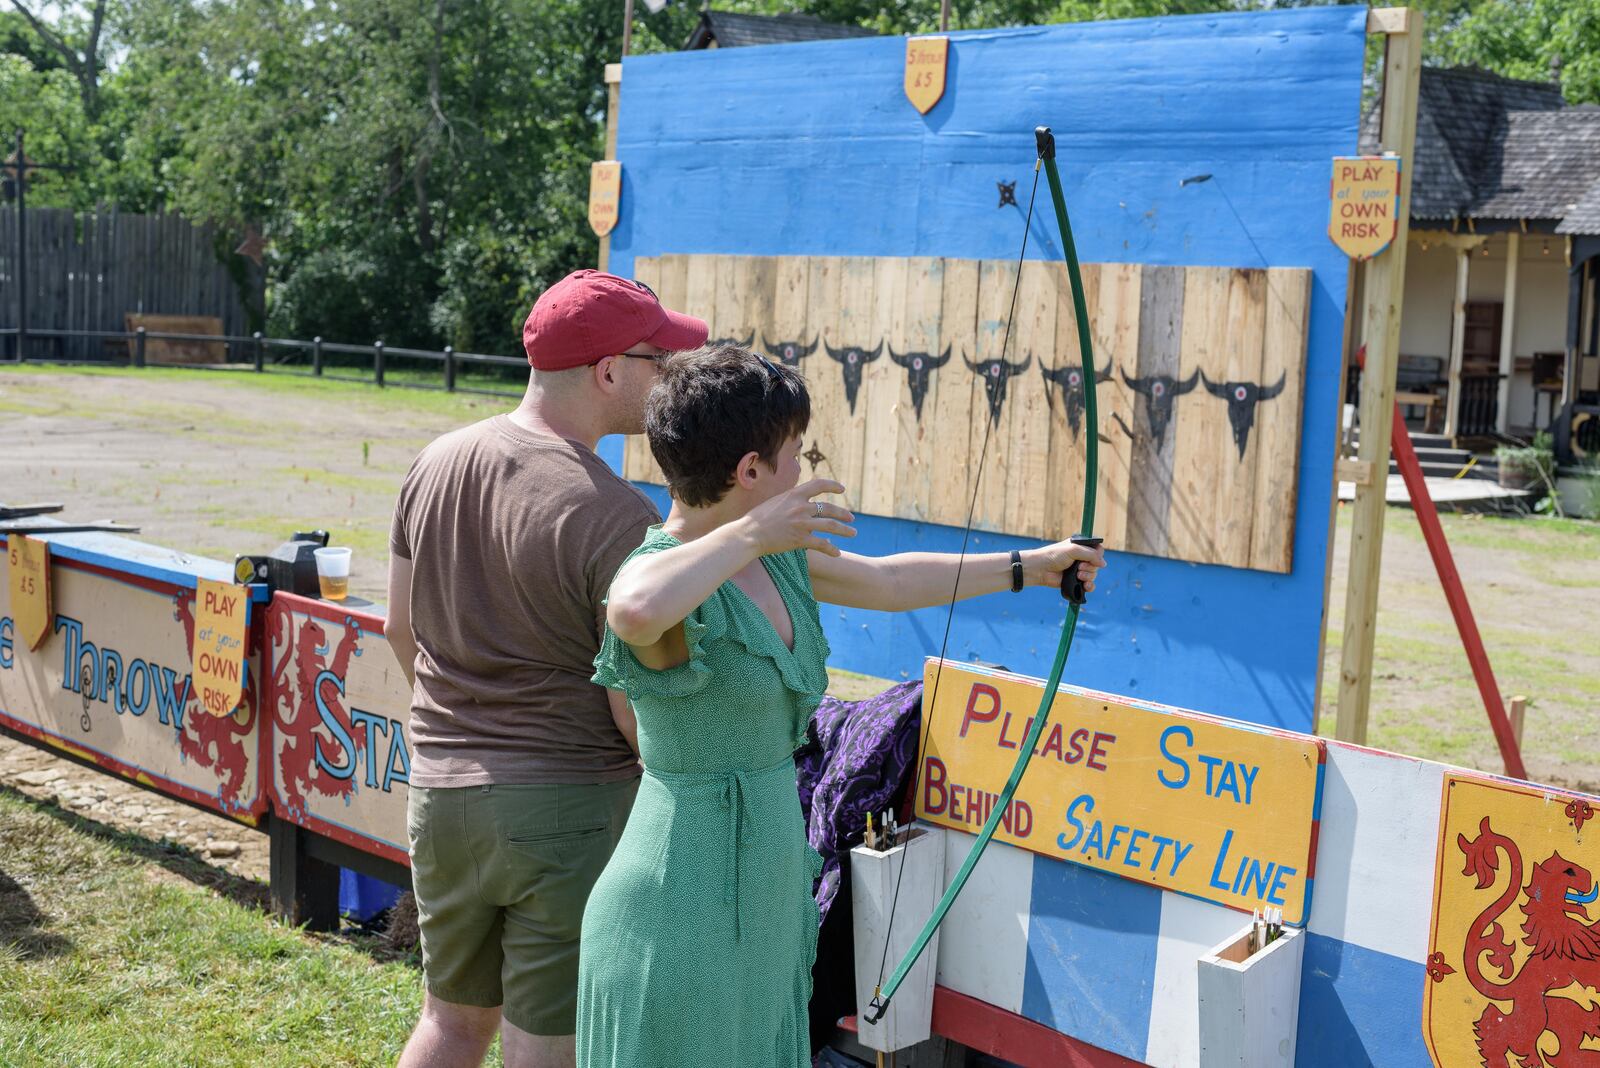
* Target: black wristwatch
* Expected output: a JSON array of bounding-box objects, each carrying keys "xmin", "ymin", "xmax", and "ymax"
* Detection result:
[{"xmin": 1009, "ymin": 550, "xmax": 1024, "ymax": 593}]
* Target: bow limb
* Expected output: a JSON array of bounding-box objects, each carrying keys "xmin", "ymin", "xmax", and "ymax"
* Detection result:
[{"xmin": 865, "ymin": 126, "xmax": 1100, "ymax": 1023}]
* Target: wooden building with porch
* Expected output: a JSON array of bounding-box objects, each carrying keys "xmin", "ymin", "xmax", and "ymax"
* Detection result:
[{"xmin": 1359, "ymin": 66, "xmax": 1600, "ymax": 463}]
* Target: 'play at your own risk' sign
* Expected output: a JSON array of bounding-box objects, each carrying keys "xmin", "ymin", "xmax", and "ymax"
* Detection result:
[{"xmin": 1329, "ymin": 155, "xmax": 1401, "ymax": 260}]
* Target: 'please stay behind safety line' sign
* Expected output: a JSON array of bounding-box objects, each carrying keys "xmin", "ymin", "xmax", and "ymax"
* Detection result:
[{"xmin": 915, "ymin": 659, "xmax": 1324, "ymax": 924}]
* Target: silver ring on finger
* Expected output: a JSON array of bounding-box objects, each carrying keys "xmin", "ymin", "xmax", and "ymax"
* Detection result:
[{"xmin": 814, "ymin": 501, "xmax": 822, "ymax": 519}]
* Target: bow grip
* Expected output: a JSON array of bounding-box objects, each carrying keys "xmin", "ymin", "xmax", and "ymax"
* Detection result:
[{"xmin": 1060, "ymin": 535, "xmax": 1103, "ymax": 605}]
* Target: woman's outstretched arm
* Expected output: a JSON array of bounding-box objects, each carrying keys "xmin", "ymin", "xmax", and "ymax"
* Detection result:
[
  {"xmin": 807, "ymin": 539, "xmax": 1105, "ymax": 612},
  {"xmin": 607, "ymin": 478, "xmax": 854, "ymax": 647}
]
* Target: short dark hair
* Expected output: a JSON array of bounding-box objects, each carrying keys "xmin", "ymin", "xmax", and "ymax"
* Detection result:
[{"xmin": 646, "ymin": 344, "xmax": 811, "ymax": 507}]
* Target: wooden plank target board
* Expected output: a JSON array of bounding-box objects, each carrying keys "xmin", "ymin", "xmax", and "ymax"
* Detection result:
[{"xmin": 627, "ymin": 254, "xmax": 1310, "ymax": 572}]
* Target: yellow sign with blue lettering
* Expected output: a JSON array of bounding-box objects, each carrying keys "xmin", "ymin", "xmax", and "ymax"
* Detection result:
[{"xmin": 915, "ymin": 660, "xmax": 1324, "ymax": 923}]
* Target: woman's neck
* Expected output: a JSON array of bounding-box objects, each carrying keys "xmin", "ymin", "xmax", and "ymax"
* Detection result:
[{"xmin": 662, "ymin": 498, "xmax": 749, "ymax": 544}]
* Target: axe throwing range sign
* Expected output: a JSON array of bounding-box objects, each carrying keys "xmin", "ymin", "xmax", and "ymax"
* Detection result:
[
  {"xmin": 0, "ymin": 537, "xmax": 267, "ymax": 818},
  {"xmin": 916, "ymin": 660, "xmax": 1324, "ymax": 922}
]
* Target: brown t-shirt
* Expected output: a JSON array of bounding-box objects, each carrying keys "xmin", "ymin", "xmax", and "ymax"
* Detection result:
[{"xmin": 389, "ymin": 414, "xmax": 658, "ymax": 787}]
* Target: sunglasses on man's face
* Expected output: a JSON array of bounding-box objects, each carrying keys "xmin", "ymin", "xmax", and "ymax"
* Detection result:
[{"xmin": 617, "ymin": 350, "xmax": 664, "ymax": 362}]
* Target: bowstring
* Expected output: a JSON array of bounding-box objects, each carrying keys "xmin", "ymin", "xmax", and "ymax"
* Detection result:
[{"xmin": 869, "ymin": 156, "xmax": 1045, "ymax": 996}]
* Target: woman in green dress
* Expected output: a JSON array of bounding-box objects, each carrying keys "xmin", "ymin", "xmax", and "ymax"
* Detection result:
[{"xmin": 579, "ymin": 345, "xmax": 1103, "ymax": 1068}]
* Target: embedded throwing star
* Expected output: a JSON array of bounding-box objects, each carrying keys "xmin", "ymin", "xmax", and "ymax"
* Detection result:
[
  {"xmin": 997, "ymin": 180, "xmax": 1017, "ymax": 208},
  {"xmin": 802, "ymin": 442, "xmax": 827, "ymax": 471}
]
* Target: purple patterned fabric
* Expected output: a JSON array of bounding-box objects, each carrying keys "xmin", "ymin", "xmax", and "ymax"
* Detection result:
[{"xmin": 795, "ymin": 680, "xmax": 923, "ymax": 922}]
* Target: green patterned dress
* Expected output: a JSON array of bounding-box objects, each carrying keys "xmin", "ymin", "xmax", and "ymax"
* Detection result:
[{"xmin": 579, "ymin": 525, "xmax": 829, "ymax": 1067}]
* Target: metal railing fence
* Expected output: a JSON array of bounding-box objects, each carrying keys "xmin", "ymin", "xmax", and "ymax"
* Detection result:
[{"xmin": 0, "ymin": 325, "xmax": 527, "ymax": 399}]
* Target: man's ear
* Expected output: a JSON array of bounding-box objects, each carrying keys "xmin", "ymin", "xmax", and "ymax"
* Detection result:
[{"xmin": 592, "ymin": 355, "xmax": 621, "ymax": 391}]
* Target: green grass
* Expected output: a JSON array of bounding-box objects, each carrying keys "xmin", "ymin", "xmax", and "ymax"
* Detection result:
[
  {"xmin": 0, "ymin": 787, "xmax": 485, "ymax": 1067},
  {"xmin": 1319, "ymin": 504, "xmax": 1600, "ymax": 789},
  {"xmin": 0, "ymin": 667, "xmax": 899, "ymax": 1064},
  {"xmin": 0, "ymin": 362, "xmax": 521, "ymax": 421}
]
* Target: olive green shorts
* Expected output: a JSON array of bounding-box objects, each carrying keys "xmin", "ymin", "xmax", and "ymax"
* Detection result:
[{"xmin": 406, "ymin": 777, "xmax": 638, "ymax": 1036}]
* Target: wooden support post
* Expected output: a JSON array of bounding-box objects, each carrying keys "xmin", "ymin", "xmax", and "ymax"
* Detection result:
[
  {"xmin": 268, "ymin": 815, "xmax": 340, "ymax": 932},
  {"xmin": 1336, "ymin": 8, "xmax": 1423, "ymax": 747},
  {"xmin": 1509, "ymin": 695, "xmax": 1527, "ymax": 747},
  {"xmin": 1497, "ymin": 232, "xmax": 1519, "ymax": 434},
  {"xmin": 599, "ymin": 62, "xmax": 623, "ymax": 274},
  {"xmin": 1443, "ymin": 245, "xmax": 1471, "ymax": 440},
  {"xmin": 1565, "ymin": 258, "xmax": 1588, "ymax": 410}
]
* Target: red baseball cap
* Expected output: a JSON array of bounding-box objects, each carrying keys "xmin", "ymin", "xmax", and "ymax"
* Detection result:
[{"xmin": 522, "ymin": 269, "xmax": 708, "ymax": 371}]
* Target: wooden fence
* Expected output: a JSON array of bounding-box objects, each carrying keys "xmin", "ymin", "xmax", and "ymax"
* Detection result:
[{"xmin": 0, "ymin": 206, "xmax": 261, "ymax": 360}]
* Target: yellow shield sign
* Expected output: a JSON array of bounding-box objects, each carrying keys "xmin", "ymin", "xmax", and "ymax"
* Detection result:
[
  {"xmin": 6, "ymin": 534, "xmax": 52, "ymax": 651},
  {"xmin": 915, "ymin": 660, "xmax": 1323, "ymax": 923},
  {"xmin": 1329, "ymin": 155, "xmax": 1401, "ymax": 260},
  {"xmin": 904, "ymin": 37, "xmax": 948, "ymax": 115},
  {"xmin": 192, "ymin": 577, "xmax": 248, "ymax": 717},
  {"xmin": 1423, "ymin": 773, "xmax": 1600, "ymax": 1067},
  {"xmin": 589, "ymin": 161, "xmax": 622, "ymax": 238}
]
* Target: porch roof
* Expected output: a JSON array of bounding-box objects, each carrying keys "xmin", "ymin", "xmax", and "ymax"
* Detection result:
[
  {"xmin": 1556, "ymin": 179, "xmax": 1600, "ymax": 235},
  {"xmin": 1362, "ymin": 66, "xmax": 1600, "ymax": 233}
]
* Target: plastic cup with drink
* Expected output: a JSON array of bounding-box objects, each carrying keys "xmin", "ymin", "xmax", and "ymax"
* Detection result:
[{"xmin": 313, "ymin": 547, "xmax": 352, "ymax": 601}]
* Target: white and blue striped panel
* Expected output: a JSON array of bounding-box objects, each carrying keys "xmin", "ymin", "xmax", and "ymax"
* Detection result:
[{"xmin": 931, "ymin": 742, "xmax": 1451, "ymax": 1067}]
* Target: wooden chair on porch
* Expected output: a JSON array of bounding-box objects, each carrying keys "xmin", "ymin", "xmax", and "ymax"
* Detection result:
[{"xmin": 1395, "ymin": 354, "xmax": 1445, "ymax": 433}]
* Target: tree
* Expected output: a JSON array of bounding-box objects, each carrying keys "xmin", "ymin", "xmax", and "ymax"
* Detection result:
[
  {"xmin": 1433, "ymin": 0, "xmax": 1600, "ymax": 103},
  {"xmin": 5, "ymin": 0, "xmax": 109, "ymax": 119}
]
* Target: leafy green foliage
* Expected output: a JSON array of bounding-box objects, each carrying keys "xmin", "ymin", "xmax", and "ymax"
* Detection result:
[
  {"xmin": 1433, "ymin": 0, "xmax": 1600, "ymax": 104},
  {"xmin": 1, "ymin": 0, "xmax": 1595, "ymax": 349}
]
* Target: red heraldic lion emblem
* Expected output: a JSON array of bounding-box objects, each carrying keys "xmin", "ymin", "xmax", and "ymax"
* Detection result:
[{"xmin": 1426, "ymin": 774, "xmax": 1600, "ymax": 1067}]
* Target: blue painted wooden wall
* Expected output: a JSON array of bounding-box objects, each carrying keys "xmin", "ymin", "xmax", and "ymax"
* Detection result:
[{"xmin": 598, "ymin": 5, "xmax": 1369, "ymax": 732}]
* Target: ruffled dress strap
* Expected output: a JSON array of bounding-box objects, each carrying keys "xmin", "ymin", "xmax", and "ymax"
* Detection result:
[{"xmin": 591, "ymin": 536, "xmax": 831, "ymax": 733}]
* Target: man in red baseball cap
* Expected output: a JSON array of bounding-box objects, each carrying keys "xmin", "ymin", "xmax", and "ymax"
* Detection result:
[{"xmin": 389, "ymin": 269, "xmax": 705, "ymax": 1068}]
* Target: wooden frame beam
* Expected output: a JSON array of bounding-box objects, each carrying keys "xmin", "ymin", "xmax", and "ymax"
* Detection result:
[
  {"xmin": 1367, "ymin": 7, "xmax": 1409, "ymax": 33},
  {"xmin": 1497, "ymin": 232, "xmax": 1520, "ymax": 434},
  {"xmin": 598, "ymin": 63, "xmax": 623, "ymax": 273},
  {"xmin": 1442, "ymin": 242, "xmax": 1474, "ymax": 440},
  {"xmin": 1334, "ymin": 7, "xmax": 1423, "ymax": 745}
]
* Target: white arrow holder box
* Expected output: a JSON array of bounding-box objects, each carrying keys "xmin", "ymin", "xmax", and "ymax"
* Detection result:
[
  {"xmin": 851, "ymin": 827, "xmax": 945, "ymax": 1053},
  {"xmin": 1197, "ymin": 922, "xmax": 1305, "ymax": 1068}
]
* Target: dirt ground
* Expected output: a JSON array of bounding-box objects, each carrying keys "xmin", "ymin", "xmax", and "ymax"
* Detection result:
[{"xmin": 0, "ymin": 364, "xmax": 1595, "ymax": 877}]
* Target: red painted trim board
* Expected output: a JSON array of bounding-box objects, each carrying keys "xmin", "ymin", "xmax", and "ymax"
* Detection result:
[{"xmin": 843, "ymin": 985, "xmax": 1144, "ymax": 1067}]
